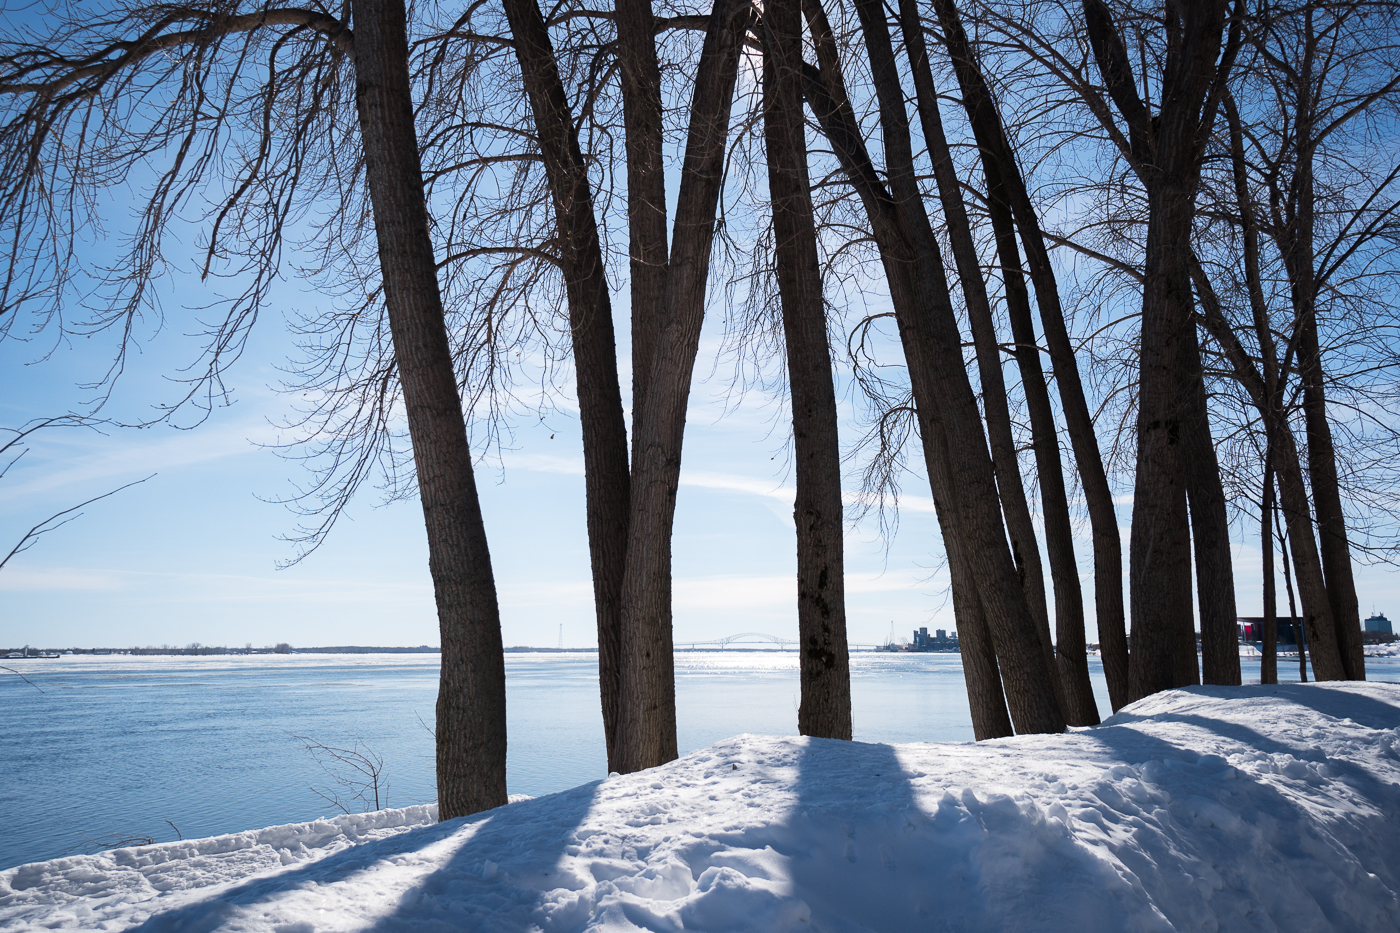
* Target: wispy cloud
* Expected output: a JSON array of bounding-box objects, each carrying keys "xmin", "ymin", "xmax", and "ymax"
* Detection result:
[
  {"xmin": 0, "ymin": 565, "xmax": 431, "ymax": 606},
  {"xmin": 0, "ymin": 567, "xmax": 127, "ymax": 591},
  {"xmin": 681, "ymin": 470, "xmax": 793, "ymax": 502},
  {"xmin": 498, "ymin": 452, "xmax": 585, "ymax": 476},
  {"xmin": 0, "ymin": 418, "xmax": 279, "ymax": 505}
]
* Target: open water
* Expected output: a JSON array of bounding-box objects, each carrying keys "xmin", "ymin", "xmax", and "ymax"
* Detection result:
[{"xmin": 2, "ymin": 650, "xmax": 1397, "ymax": 870}]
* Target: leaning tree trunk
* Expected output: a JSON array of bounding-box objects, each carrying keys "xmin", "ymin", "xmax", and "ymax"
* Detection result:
[
  {"xmin": 1226, "ymin": 91, "xmax": 1277, "ymax": 687},
  {"xmin": 983, "ymin": 155, "xmax": 1101, "ymax": 723},
  {"xmin": 800, "ymin": 0, "xmax": 1020, "ymax": 736},
  {"xmin": 1261, "ymin": 452, "xmax": 1278, "ymax": 684},
  {"xmin": 1271, "ymin": 422, "xmax": 1349, "ymax": 680},
  {"xmin": 762, "ymin": 0, "xmax": 852, "ymax": 740},
  {"xmin": 931, "ymin": 0, "xmax": 1124, "ymax": 712},
  {"xmin": 501, "ymin": 0, "xmax": 632, "ymax": 768},
  {"xmin": 848, "ymin": 0, "xmax": 1065, "ymax": 734},
  {"xmin": 1284, "ymin": 57, "xmax": 1365, "ymax": 681},
  {"xmin": 1180, "ymin": 321, "xmax": 1237, "ymax": 686},
  {"xmin": 895, "ymin": 0, "xmax": 1070, "ymax": 721},
  {"xmin": 1299, "ymin": 330, "xmax": 1365, "ymax": 680},
  {"xmin": 353, "ymin": 0, "xmax": 506, "ymax": 818},
  {"xmin": 614, "ymin": 0, "xmax": 669, "ymax": 440},
  {"xmin": 1190, "ymin": 258, "xmax": 1349, "ymax": 682},
  {"xmin": 615, "ymin": 0, "xmax": 750, "ymax": 772}
]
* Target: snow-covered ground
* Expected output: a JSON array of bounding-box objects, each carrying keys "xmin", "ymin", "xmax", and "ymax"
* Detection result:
[{"xmin": 4, "ymin": 683, "xmax": 1399, "ymax": 932}]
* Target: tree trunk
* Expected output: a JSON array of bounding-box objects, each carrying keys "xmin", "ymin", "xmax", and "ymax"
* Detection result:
[
  {"xmin": 1127, "ymin": 180, "xmax": 1198, "ymax": 699},
  {"xmin": 613, "ymin": 0, "xmax": 669, "ymax": 436},
  {"xmin": 1190, "ymin": 257, "xmax": 1349, "ymax": 682},
  {"xmin": 1280, "ymin": 24, "xmax": 1365, "ymax": 681},
  {"xmin": 1270, "ymin": 422, "xmax": 1349, "ymax": 680},
  {"xmin": 1276, "ymin": 507, "xmax": 1307, "ymax": 681},
  {"xmin": 1262, "ymin": 452, "xmax": 1277, "ymax": 685},
  {"xmin": 895, "ymin": 0, "xmax": 1070, "ymax": 721},
  {"xmin": 616, "ymin": 0, "xmax": 750, "ymax": 772},
  {"xmin": 762, "ymin": 0, "xmax": 852, "ymax": 740},
  {"xmin": 1179, "ymin": 321, "xmax": 1237, "ymax": 685},
  {"xmin": 800, "ymin": 1, "xmax": 1016, "ymax": 736},
  {"xmin": 501, "ymin": 0, "xmax": 631, "ymax": 768},
  {"xmin": 1083, "ymin": 0, "xmax": 1235, "ymax": 701},
  {"xmin": 1226, "ymin": 91, "xmax": 1276, "ymax": 688},
  {"xmin": 847, "ymin": 0, "xmax": 1065, "ymax": 734},
  {"xmin": 984, "ymin": 166, "xmax": 1101, "ymax": 724},
  {"xmin": 1300, "ymin": 331, "xmax": 1365, "ymax": 679},
  {"xmin": 353, "ymin": 0, "xmax": 506, "ymax": 818},
  {"xmin": 931, "ymin": 0, "xmax": 1125, "ymax": 712}
]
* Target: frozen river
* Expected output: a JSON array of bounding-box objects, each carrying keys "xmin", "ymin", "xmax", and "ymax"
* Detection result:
[{"xmin": 3, "ymin": 649, "xmax": 1396, "ymax": 869}]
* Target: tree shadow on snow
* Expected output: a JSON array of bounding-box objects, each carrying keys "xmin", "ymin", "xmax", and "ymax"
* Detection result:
[
  {"xmin": 779, "ymin": 736, "xmax": 929, "ymax": 932},
  {"xmin": 130, "ymin": 779, "xmax": 603, "ymax": 933},
  {"xmin": 1078, "ymin": 711, "xmax": 1400, "ymax": 929}
]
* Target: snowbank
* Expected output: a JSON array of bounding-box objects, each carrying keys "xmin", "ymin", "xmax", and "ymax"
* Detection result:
[{"xmin": 4, "ymin": 684, "xmax": 1399, "ymax": 932}]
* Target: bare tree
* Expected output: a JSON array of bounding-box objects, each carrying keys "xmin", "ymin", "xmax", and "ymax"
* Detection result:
[
  {"xmin": 801, "ymin": 0, "xmax": 1065, "ymax": 735},
  {"xmin": 1083, "ymin": 0, "xmax": 1240, "ymax": 698},
  {"xmin": 919, "ymin": 0, "xmax": 1105, "ymax": 720},
  {"xmin": 291, "ymin": 733, "xmax": 389, "ymax": 813},
  {"xmin": 0, "ymin": 0, "xmax": 507, "ymax": 817},
  {"xmin": 763, "ymin": 0, "xmax": 852, "ymax": 740}
]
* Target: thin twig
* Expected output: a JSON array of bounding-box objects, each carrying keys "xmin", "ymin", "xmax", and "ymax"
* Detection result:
[
  {"xmin": 1, "ymin": 665, "xmax": 44, "ymax": 693},
  {"xmin": 1, "ymin": 474, "xmax": 155, "ymax": 571}
]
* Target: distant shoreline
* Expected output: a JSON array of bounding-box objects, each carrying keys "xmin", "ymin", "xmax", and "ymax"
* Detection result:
[{"xmin": 4, "ymin": 645, "xmax": 882, "ymax": 656}]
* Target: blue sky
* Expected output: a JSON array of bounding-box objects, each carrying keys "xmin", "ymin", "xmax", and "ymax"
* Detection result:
[{"xmin": 0, "ymin": 259, "xmax": 984, "ymax": 649}]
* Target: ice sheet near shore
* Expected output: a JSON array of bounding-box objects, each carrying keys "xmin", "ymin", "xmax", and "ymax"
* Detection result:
[{"xmin": 4, "ymin": 684, "xmax": 1400, "ymax": 932}]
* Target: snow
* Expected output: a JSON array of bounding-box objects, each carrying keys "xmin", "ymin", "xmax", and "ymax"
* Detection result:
[{"xmin": 4, "ymin": 683, "xmax": 1400, "ymax": 932}]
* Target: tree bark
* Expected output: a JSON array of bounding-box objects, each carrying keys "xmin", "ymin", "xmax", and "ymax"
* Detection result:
[
  {"xmin": 1083, "ymin": 0, "xmax": 1234, "ymax": 700},
  {"xmin": 614, "ymin": 0, "xmax": 669, "ymax": 434},
  {"xmin": 1262, "ymin": 451, "xmax": 1278, "ymax": 685},
  {"xmin": 895, "ymin": 0, "xmax": 1070, "ymax": 721},
  {"xmin": 1278, "ymin": 18, "xmax": 1364, "ymax": 680},
  {"xmin": 1300, "ymin": 327, "xmax": 1365, "ymax": 679},
  {"xmin": 1180, "ymin": 321, "xmax": 1236, "ymax": 685},
  {"xmin": 616, "ymin": 0, "xmax": 750, "ymax": 771},
  {"xmin": 1226, "ymin": 90, "xmax": 1276, "ymax": 687},
  {"xmin": 827, "ymin": 0, "xmax": 1066, "ymax": 734},
  {"xmin": 500, "ymin": 0, "xmax": 631, "ymax": 768},
  {"xmin": 1276, "ymin": 506, "xmax": 1307, "ymax": 681},
  {"xmin": 762, "ymin": 0, "xmax": 852, "ymax": 740},
  {"xmin": 1190, "ymin": 258, "xmax": 1349, "ymax": 681},
  {"xmin": 353, "ymin": 0, "xmax": 506, "ymax": 818},
  {"xmin": 983, "ymin": 161, "xmax": 1102, "ymax": 723},
  {"xmin": 801, "ymin": 1, "xmax": 1015, "ymax": 737},
  {"xmin": 931, "ymin": 0, "xmax": 1126, "ymax": 712},
  {"xmin": 1128, "ymin": 179, "xmax": 1198, "ymax": 699}
]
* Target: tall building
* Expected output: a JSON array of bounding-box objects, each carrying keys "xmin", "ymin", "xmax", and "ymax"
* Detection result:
[{"xmin": 1365, "ymin": 612, "xmax": 1393, "ymax": 635}]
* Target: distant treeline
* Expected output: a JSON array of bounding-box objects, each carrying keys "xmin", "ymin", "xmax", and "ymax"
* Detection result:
[
  {"xmin": 10, "ymin": 644, "xmax": 444, "ymax": 656},
  {"xmin": 12, "ymin": 645, "xmax": 613, "ymax": 656}
]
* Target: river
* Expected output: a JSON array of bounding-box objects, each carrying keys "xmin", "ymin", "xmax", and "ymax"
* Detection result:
[{"xmin": 3, "ymin": 650, "xmax": 1395, "ymax": 870}]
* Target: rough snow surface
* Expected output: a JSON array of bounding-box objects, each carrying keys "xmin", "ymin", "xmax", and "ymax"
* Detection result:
[{"xmin": 4, "ymin": 684, "xmax": 1399, "ymax": 932}]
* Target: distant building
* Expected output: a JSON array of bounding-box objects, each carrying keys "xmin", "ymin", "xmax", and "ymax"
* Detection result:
[
  {"xmin": 1236, "ymin": 617, "xmax": 1306, "ymax": 646},
  {"xmin": 909, "ymin": 627, "xmax": 958, "ymax": 652},
  {"xmin": 1365, "ymin": 612, "xmax": 1393, "ymax": 635}
]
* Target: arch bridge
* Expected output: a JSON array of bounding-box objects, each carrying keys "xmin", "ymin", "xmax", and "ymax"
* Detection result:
[
  {"xmin": 674, "ymin": 633, "xmax": 886, "ymax": 650},
  {"xmin": 677, "ymin": 632, "xmax": 796, "ymax": 649}
]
